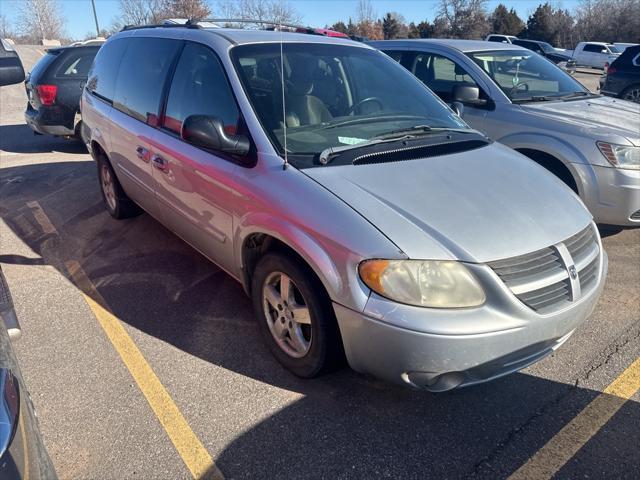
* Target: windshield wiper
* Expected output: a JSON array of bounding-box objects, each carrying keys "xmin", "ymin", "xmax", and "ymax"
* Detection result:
[
  {"xmin": 512, "ymin": 95, "xmax": 553, "ymax": 103},
  {"xmin": 319, "ymin": 114, "xmax": 431, "ymax": 131},
  {"xmin": 317, "ymin": 137, "xmax": 400, "ymax": 165},
  {"xmin": 317, "ymin": 126, "xmax": 482, "ymax": 165},
  {"xmin": 371, "ymin": 125, "xmax": 477, "ymax": 141},
  {"xmin": 557, "ymin": 91, "xmax": 594, "ymax": 100}
]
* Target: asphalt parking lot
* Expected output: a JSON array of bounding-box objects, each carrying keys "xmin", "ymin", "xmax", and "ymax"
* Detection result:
[{"xmin": 1, "ymin": 47, "xmax": 639, "ymax": 480}]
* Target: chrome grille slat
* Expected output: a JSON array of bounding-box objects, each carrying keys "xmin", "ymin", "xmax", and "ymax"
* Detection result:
[
  {"xmin": 495, "ymin": 255, "xmax": 562, "ymax": 278},
  {"xmin": 579, "ymin": 257, "xmax": 599, "ymax": 291},
  {"xmin": 489, "ymin": 225, "xmax": 599, "ymax": 313},
  {"xmin": 518, "ymin": 280, "xmax": 569, "ymax": 302}
]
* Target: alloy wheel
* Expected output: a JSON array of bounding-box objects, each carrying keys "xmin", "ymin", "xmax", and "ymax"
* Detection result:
[
  {"xmin": 101, "ymin": 164, "xmax": 117, "ymax": 211},
  {"xmin": 623, "ymin": 88, "xmax": 640, "ymax": 103},
  {"xmin": 262, "ymin": 271, "xmax": 312, "ymax": 358}
]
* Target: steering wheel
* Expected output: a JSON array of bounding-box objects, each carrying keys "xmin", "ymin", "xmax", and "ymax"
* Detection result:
[
  {"xmin": 347, "ymin": 97, "xmax": 383, "ymax": 115},
  {"xmin": 510, "ymin": 82, "xmax": 530, "ymax": 96}
]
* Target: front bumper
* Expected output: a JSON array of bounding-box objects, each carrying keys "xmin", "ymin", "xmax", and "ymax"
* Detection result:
[
  {"xmin": 334, "ymin": 253, "xmax": 607, "ymax": 391},
  {"xmin": 574, "ymin": 163, "xmax": 640, "ymax": 226}
]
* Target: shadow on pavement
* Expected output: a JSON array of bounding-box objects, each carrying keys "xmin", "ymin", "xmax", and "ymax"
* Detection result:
[
  {"xmin": 1, "ymin": 160, "xmax": 638, "ymax": 479},
  {"xmin": 0, "ymin": 124, "xmax": 87, "ymax": 155}
]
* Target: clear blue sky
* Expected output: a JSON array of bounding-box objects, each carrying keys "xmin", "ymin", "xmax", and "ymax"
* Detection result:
[{"xmin": 0, "ymin": 0, "xmax": 582, "ymax": 40}]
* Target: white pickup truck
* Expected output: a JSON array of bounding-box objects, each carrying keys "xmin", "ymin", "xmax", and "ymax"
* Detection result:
[{"xmin": 571, "ymin": 42, "xmax": 621, "ymax": 69}]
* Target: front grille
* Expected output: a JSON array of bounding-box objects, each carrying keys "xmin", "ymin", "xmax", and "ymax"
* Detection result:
[
  {"xmin": 631, "ymin": 209, "xmax": 640, "ymax": 220},
  {"xmin": 489, "ymin": 225, "xmax": 600, "ymax": 314}
]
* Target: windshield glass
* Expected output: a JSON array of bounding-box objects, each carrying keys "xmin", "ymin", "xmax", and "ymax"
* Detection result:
[
  {"xmin": 607, "ymin": 45, "xmax": 621, "ymax": 54},
  {"xmin": 231, "ymin": 43, "xmax": 467, "ymax": 165},
  {"xmin": 468, "ymin": 50, "xmax": 587, "ymax": 102}
]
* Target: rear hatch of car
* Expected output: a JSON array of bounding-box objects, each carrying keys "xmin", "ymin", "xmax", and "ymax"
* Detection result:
[{"xmin": 25, "ymin": 49, "xmax": 61, "ymax": 109}]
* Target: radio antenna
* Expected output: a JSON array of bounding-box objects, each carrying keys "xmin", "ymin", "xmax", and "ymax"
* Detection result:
[{"xmin": 279, "ymin": 24, "xmax": 288, "ymax": 170}]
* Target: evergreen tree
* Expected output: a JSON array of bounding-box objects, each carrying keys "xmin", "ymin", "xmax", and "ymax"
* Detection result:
[{"xmin": 490, "ymin": 4, "xmax": 525, "ymax": 35}]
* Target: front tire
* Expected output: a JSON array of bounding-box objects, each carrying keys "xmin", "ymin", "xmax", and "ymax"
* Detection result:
[
  {"xmin": 97, "ymin": 155, "xmax": 141, "ymax": 219},
  {"xmin": 251, "ymin": 252, "xmax": 343, "ymax": 378}
]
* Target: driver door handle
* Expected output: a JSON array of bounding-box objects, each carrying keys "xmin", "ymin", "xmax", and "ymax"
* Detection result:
[
  {"xmin": 136, "ymin": 145, "xmax": 149, "ymax": 162},
  {"xmin": 151, "ymin": 154, "xmax": 168, "ymax": 172}
]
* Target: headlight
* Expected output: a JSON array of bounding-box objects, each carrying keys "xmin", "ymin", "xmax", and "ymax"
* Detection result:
[
  {"xmin": 597, "ymin": 142, "xmax": 640, "ymax": 170},
  {"xmin": 359, "ymin": 259, "xmax": 485, "ymax": 308}
]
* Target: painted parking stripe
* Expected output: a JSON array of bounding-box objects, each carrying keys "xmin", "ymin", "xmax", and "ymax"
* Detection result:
[
  {"xmin": 65, "ymin": 260, "xmax": 223, "ymax": 480},
  {"xmin": 509, "ymin": 356, "xmax": 640, "ymax": 479}
]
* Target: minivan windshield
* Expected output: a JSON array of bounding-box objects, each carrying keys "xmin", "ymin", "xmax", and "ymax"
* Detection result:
[
  {"xmin": 231, "ymin": 43, "xmax": 467, "ymax": 164},
  {"xmin": 468, "ymin": 50, "xmax": 588, "ymax": 102}
]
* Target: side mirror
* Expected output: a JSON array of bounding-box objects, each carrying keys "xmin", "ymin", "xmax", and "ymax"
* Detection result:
[
  {"xmin": 450, "ymin": 101, "xmax": 464, "ymax": 117},
  {"xmin": 182, "ymin": 115, "xmax": 250, "ymax": 156},
  {"xmin": 452, "ymin": 84, "xmax": 487, "ymax": 107},
  {"xmin": 0, "ymin": 56, "xmax": 26, "ymax": 87}
]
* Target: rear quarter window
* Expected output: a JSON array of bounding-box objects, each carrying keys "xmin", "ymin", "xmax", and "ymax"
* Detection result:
[
  {"xmin": 87, "ymin": 39, "xmax": 127, "ymax": 102},
  {"xmin": 55, "ymin": 48, "xmax": 98, "ymax": 78},
  {"xmin": 28, "ymin": 51, "xmax": 59, "ymax": 81},
  {"xmin": 112, "ymin": 37, "xmax": 181, "ymax": 123}
]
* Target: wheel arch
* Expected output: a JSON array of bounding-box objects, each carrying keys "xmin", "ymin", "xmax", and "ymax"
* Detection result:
[{"xmin": 233, "ymin": 212, "xmax": 370, "ymax": 311}]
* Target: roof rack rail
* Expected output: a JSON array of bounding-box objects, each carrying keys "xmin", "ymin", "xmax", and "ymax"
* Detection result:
[
  {"xmin": 195, "ymin": 18, "xmax": 350, "ymax": 38},
  {"xmin": 120, "ymin": 22, "xmax": 202, "ymax": 32},
  {"xmin": 194, "ymin": 18, "xmax": 303, "ymax": 29}
]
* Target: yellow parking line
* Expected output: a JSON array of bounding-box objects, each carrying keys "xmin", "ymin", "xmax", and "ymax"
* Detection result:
[
  {"xmin": 65, "ymin": 260, "xmax": 223, "ymax": 480},
  {"xmin": 509, "ymin": 356, "xmax": 640, "ymax": 479}
]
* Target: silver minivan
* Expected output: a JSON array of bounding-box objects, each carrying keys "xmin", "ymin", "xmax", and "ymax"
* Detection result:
[{"xmin": 82, "ymin": 26, "xmax": 607, "ymax": 391}]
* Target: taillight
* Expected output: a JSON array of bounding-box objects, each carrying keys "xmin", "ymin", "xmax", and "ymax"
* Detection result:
[
  {"xmin": 606, "ymin": 66, "xmax": 617, "ymax": 75},
  {"xmin": 36, "ymin": 85, "xmax": 58, "ymax": 105}
]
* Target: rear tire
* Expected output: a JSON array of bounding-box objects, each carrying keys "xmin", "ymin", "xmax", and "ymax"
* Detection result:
[
  {"xmin": 97, "ymin": 155, "xmax": 142, "ymax": 219},
  {"xmin": 620, "ymin": 85, "xmax": 640, "ymax": 103},
  {"xmin": 251, "ymin": 252, "xmax": 344, "ymax": 378}
]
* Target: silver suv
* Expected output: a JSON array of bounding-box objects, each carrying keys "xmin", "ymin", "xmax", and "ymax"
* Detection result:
[{"xmin": 82, "ymin": 26, "xmax": 607, "ymax": 391}]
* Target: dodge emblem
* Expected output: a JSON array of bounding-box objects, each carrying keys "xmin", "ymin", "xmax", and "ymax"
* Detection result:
[{"xmin": 569, "ymin": 265, "xmax": 578, "ymax": 280}]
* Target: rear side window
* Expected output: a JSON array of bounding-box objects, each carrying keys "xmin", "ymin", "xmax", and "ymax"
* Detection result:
[
  {"xmin": 383, "ymin": 50, "xmax": 404, "ymax": 62},
  {"xmin": 163, "ymin": 42, "xmax": 240, "ymax": 135},
  {"xmin": 113, "ymin": 38, "xmax": 181, "ymax": 124},
  {"xmin": 28, "ymin": 52, "xmax": 59, "ymax": 81},
  {"xmin": 87, "ymin": 39, "xmax": 127, "ymax": 101},
  {"xmin": 56, "ymin": 48, "xmax": 98, "ymax": 77},
  {"xmin": 583, "ymin": 44, "xmax": 603, "ymax": 53}
]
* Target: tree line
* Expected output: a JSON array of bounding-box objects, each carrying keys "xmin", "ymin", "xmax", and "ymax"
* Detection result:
[
  {"xmin": 331, "ymin": 0, "xmax": 639, "ymax": 48},
  {"xmin": 3, "ymin": 0, "xmax": 638, "ymax": 48}
]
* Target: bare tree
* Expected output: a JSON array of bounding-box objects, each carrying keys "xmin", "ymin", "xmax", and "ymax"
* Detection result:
[
  {"xmin": 0, "ymin": 14, "xmax": 15, "ymax": 38},
  {"xmin": 119, "ymin": 0, "xmax": 166, "ymax": 25},
  {"xmin": 217, "ymin": 0, "xmax": 302, "ymax": 27},
  {"xmin": 574, "ymin": 0, "xmax": 640, "ymax": 44},
  {"xmin": 17, "ymin": 0, "xmax": 65, "ymax": 42},
  {"xmin": 437, "ymin": 0, "xmax": 489, "ymax": 39},
  {"xmin": 353, "ymin": 0, "xmax": 382, "ymax": 39},
  {"xmin": 164, "ymin": 0, "xmax": 211, "ymax": 20},
  {"xmin": 355, "ymin": 0, "xmax": 376, "ymax": 24}
]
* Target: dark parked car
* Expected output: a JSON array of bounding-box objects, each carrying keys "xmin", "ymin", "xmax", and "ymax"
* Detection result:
[
  {"xmin": 512, "ymin": 39, "xmax": 576, "ymax": 72},
  {"xmin": 0, "ymin": 38, "xmax": 25, "ymax": 86},
  {"xmin": 24, "ymin": 43, "xmax": 101, "ymax": 138},
  {"xmin": 0, "ymin": 267, "xmax": 57, "ymax": 479},
  {"xmin": 600, "ymin": 45, "xmax": 640, "ymax": 103}
]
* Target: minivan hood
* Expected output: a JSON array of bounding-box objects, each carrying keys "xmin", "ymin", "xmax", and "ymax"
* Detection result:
[
  {"xmin": 521, "ymin": 96, "xmax": 640, "ymax": 145},
  {"xmin": 304, "ymin": 143, "xmax": 591, "ymax": 263}
]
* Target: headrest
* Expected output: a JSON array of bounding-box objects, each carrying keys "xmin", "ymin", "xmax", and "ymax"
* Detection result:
[
  {"xmin": 454, "ymin": 63, "xmax": 467, "ymax": 76},
  {"xmin": 286, "ymin": 70, "xmax": 314, "ymax": 96}
]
